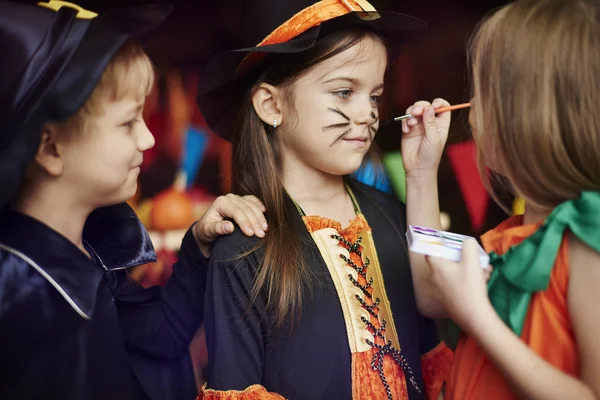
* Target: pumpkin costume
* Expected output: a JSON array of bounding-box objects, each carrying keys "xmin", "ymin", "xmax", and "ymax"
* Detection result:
[{"xmin": 447, "ymin": 192, "xmax": 600, "ymax": 399}]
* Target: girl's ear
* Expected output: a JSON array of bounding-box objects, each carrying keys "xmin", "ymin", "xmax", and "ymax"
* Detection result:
[{"xmin": 252, "ymin": 83, "xmax": 284, "ymax": 127}]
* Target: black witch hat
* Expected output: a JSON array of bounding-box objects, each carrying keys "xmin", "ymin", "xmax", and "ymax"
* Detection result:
[
  {"xmin": 196, "ymin": 0, "xmax": 426, "ymax": 142},
  {"xmin": 0, "ymin": 0, "xmax": 171, "ymax": 209}
]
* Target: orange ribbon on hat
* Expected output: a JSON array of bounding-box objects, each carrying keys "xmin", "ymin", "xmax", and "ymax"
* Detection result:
[
  {"xmin": 238, "ymin": 0, "xmax": 379, "ymax": 73},
  {"xmin": 257, "ymin": 0, "xmax": 378, "ymax": 47}
]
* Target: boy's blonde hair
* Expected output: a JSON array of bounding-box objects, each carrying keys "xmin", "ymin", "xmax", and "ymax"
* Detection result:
[
  {"xmin": 470, "ymin": 0, "xmax": 600, "ymax": 213},
  {"xmin": 58, "ymin": 41, "xmax": 155, "ymax": 134}
]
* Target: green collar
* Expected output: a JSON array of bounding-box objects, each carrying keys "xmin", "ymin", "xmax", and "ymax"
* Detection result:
[{"xmin": 487, "ymin": 191, "xmax": 600, "ymax": 335}]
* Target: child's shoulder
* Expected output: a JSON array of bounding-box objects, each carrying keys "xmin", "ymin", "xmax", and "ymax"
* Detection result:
[
  {"xmin": 210, "ymin": 222, "xmax": 263, "ymax": 268},
  {"xmin": 0, "ymin": 246, "xmax": 56, "ymax": 314},
  {"xmin": 567, "ymin": 234, "xmax": 600, "ymax": 278}
]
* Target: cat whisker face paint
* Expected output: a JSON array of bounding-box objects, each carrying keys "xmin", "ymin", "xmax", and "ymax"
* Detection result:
[
  {"xmin": 326, "ymin": 107, "xmax": 352, "ymax": 146},
  {"xmin": 368, "ymin": 111, "xmax": 378, "ymax": 139},
  {"xmin": 327, "ymin": 107, "xmax": 351, "ymax": 121},
  {"xmin": 325, "ymin": 107, "xmax": 379, "ymax": 146},
  {"xmin": 322, "ymin": 122, "xmax": 351, "ymax": 132}
]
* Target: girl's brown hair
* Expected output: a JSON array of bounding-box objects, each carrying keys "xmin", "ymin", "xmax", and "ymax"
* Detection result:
[
  {"xmin": 469, "ymin": 0, "xmax": 600, "ymax": 213},
  {"xmin": 233, "ymin": 28, "xmax": 386, "ymax": 328}
]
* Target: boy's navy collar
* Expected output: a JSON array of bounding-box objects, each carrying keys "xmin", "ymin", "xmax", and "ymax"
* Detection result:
[{"xmin": 0, "ymin": 203, "xmax": 156, "ymax": 320}]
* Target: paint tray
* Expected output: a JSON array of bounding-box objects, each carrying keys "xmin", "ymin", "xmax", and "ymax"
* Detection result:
[{"xmin": 406, "ymin": 225, "xmax": 489, "ymax": 268}]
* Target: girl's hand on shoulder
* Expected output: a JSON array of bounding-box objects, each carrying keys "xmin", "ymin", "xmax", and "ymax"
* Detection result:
[{"xmin": 193, "ymin": 194, "xmax": 268, "ymax": 257}]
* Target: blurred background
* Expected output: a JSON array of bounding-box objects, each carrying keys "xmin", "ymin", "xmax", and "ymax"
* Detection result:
[{"xmin": 20, "ymin": 0, "xmax": 516, "ymax": 389}]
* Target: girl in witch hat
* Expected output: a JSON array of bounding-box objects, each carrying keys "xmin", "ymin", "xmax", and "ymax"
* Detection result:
[
  {"xmin": 422, "ymin": 0, "xmax": 600, "ymax": 399},
  {"xmin": 196, "ymin": 1, "xmax": 459, "ymax": 399},
  {"xmin": 0, "ymin": 2, "xmax": 269, "ymax": 399}
]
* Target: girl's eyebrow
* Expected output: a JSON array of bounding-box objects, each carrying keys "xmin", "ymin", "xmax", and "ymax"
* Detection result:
[
  {"xmin": 322, "ymin": 77, "xmax": 384, "ymax": 91},
  {"xmin": 323, "ymin": 77, "xmax": 359, "ymax": 85}
]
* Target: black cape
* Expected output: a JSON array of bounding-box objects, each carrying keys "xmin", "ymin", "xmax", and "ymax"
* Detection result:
[{"xmin": 0, "ymin": 203, "xmax": 206, "ymax": 400}]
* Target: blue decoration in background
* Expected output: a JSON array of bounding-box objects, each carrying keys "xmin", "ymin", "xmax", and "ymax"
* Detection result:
[
  {"xmin": 352, "ymin": 160, "xmax": 392, "ymax": 193},
  {"xmin": 180, "ymin": 126, "xmax": 209, "ymax": 188}
]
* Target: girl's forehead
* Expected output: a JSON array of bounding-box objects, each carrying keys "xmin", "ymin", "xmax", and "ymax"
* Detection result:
[{"xmin": 310, "ymin": 43, "xmax": 387, "ymax": 83}]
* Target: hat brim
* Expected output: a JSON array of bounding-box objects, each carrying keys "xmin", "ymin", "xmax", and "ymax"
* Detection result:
[
  {"xmin": 0, "ymin": 4, "xmax": 171, "ymax": 210},
  {"xmin": 50, "ymin": 4, "xmax": 172, "ymax": 121},
  {"xmin": 197, "ymin": 10, "xmax": 426, "ymax": 141}
]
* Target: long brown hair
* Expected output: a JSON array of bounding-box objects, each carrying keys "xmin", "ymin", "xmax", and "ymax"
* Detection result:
[
  {"xmin": 469, "ymin": 0, "xmax": 600, "ymax": 213},
  {"xmin": 232, "ymin": 28, "xmax": 386, "ymax": 328}
]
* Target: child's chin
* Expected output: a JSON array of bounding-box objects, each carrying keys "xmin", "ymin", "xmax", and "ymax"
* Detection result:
[
  {"xmin": 122, "ymin": 183, "xmax": 138, "ymax": 203},
  {"xmin": 340, "ymin": 159, "xmax": 365, "ymax": 175},
  {"xmin": 108, "ymin": 183, "xmax": 138, "ymax": 207},
  {"xmin": 326, "ymin": 163, "xmax": 363, "ymax": 177}
]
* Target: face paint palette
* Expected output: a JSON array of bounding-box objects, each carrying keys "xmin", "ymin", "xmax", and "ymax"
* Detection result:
[{"xmin": 406, "ymin": 225, "xmax": 489, "ymax": 268}]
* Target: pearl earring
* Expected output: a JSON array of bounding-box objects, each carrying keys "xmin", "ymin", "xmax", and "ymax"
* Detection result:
[{"xmin": 273, "ymin": 119, "xmax": 278, "ymax": 128}]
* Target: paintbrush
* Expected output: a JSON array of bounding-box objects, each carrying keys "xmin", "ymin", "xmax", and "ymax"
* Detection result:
[{"xmin": 393, "ymin": 102, "xmax": 471, "ymax": 122}]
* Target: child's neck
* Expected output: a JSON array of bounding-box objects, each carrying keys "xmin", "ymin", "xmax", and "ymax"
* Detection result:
[
  {"xmin": 522, "ymin": 202, "xmax": 551, "ymax": 225},
  {"xmin": 282, "ymin": 160, "xmax": 355, "ymax": 225},
  {"xmin": 13, "ymin": 181, "xmax": 92, "ymax": 257}
]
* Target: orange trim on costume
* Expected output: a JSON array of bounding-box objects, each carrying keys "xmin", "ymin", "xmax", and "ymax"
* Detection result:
[
  {"xmin": 302, "ymin": 213, "xmax": 370, "ymax": 235},
  {"xmin": 237, "ymin": 0, "xmax": 378, "ymax": 73},
  {"xmin": 353, "ymin": 350, "xmax": 409, "ymax": 399},
  {"xmin": 197, "ymin": 384, "xmax": 285, "ymax": 400},
  {"xmin": 421, "ymin": 341, "xmax": 454, "ymax": 400}
]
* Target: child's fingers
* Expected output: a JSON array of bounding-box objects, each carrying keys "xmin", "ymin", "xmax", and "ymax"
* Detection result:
[
  {"xmin": 422, "ymin": 106, "xmax": 442, "ymax": 145},
  {"xmin": 404, "ymin": 105, "xmax": 416, "ymax": 129},
  {"xmin": 240, "ymin": 196, "xmax": 268, "ymax": 232},
  {"xmin": 402, "ymin": 118, "xmax": 409, "ymax": 133},
  {"xmin": 214, "ymin": 221, "xmax": 234, "ymax": 236},
  {"xmin": 431, "ymin": 98, "xmax": 450, "ymax": 109},
  {"xmin": 211, "ymin": 195, "xmax": 254, "ymax": 236},
  {"xmin": 226, "ymin": 194, "xmax": 265, "ymax": 237},
  {"xmin": 242, "ymin": 195, "xmax": 267, "ymax": 213},
  {"xmin": 407, "ymin": 101, "xmax": 431, "ymax": 127},
  {"xmin": 424, "ymin": 254, "xmax": 453, "ymax": 273},
  {"xmin": 431, "ymin": 97, "xmax": 452, "ymax": 142},
  {"xmin": 460, "ymin": 239, "xmax": 482, "ymax": 270},
  {"xmin": 482, "ymin": 266, "xmax": 493, "ymax": 281},
  {"xmin": 409, "ymin": 101, "xmax": 432, "ymax": 117}
]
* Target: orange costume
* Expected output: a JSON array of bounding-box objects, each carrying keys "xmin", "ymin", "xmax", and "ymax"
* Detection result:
[{"xmin": 447, "ymin": 215, "xmax": 578, "ymax": 399}]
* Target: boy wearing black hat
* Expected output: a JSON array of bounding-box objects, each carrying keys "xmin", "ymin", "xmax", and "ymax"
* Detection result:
[{"xmin": 0, "ymin": 2, "xmax": 268, "ymax": 400}]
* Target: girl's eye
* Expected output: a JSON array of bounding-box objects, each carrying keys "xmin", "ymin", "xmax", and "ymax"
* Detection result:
[
  {"xmin": 333, "ymin": 89, "xmax": 352, "ymax": 99},
  {"xmin": 370, "ymin": 95, "xmax": 382, "ymax": 104}
]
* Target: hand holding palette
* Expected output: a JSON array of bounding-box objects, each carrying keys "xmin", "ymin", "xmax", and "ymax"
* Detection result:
[{"xmin": 406, "ymin": 225, "xmax": 490, "ymax": 268}]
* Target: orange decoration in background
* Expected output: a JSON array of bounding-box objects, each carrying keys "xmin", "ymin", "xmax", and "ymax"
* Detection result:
[{"xmin": 150, "ymin": 172, "xmax": 195, "ymax": 231}]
